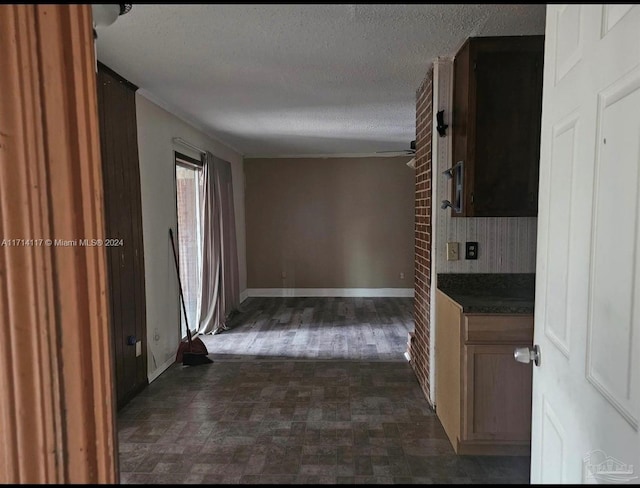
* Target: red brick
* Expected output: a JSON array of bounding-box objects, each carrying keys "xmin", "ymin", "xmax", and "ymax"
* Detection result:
[{"xmin": 411, "ymin": 66, "xmax": 433, "ymax": 406}]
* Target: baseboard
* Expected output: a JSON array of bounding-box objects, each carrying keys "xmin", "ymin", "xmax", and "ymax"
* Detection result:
[
  {"xmin": 147, "ymin": 355, "xmax": 176, "ymax": 384},
  {"xmin": 239, "ymin": 289, "xmax": 249, "ymax": 303},
  {"xmin": 246, "ymin": 288, "xmax": 414, "ymax": 298}
]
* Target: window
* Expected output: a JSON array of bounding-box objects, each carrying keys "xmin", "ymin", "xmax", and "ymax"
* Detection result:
[{"xmin": 174, "ymin": 152, "xmax": 203, "ymax": 339}]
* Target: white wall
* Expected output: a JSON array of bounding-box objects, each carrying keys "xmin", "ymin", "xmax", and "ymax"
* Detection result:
[{"xmin": 135, "ymin": 93, "xmax": 246, "ymax": 382}]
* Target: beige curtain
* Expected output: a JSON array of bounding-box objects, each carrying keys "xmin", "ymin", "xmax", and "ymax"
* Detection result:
[{"xmin": 195, "ymin": 152, "xmax": 240, "ymax": 335}]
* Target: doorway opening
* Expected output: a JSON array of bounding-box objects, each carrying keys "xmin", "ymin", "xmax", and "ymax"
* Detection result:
[{"xmin": 174, "ymin": 151, "xmax": 204, "ymax": 339}]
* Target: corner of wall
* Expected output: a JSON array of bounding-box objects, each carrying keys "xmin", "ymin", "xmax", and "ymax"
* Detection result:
[
  {"xmin": 147, "ymin": 354, "xmax": 176, "ymax": 384},
  {"xmin": 239, "ymin": 289, "xmax": 249, "ymax": 304}
]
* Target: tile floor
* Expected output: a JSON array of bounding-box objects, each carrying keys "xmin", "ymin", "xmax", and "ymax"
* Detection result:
[{"xmin": 117, "ymin": 298, "xmax": 530, "ymax": 484}]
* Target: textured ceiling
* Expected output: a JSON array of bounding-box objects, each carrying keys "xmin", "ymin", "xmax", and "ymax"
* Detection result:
[{"xmin": 95, "ymin": 4, "xmax": 546, "ymax": 157}]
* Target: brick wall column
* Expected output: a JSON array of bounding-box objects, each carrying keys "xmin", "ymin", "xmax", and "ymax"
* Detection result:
[{"xmin": 410, "ymin": 68, "xmax": 433, "ymax": 404}]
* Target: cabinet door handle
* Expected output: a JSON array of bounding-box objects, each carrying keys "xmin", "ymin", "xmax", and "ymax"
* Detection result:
[
  {"xmin": 514, "ymin": 345, "xmax": 540, "ymax": 366},
  {"xmin": 441, "ymin": 161, "xmax": 464, "ymax": 213}
]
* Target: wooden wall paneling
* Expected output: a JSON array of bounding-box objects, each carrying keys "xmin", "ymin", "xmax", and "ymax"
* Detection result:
[
  {"xmin": 113, "ymin": 74, "xmax": 130, "ymax": 402},
  {"xmin": 115, "ymin": 78, "xmax": 134, "ymax": 398},
  {"xmin": 122, "ymin": 83, "xmax": 140, "ymax": 394},
  {"xmin": 105, "ymin": 70, "xmax": 126, "ymax": 405},
  {"xmin": 127, "ymin": 86, "xmax": 147, "ymax": 390},
  {"xmin": 97, "ymin": 70, "xmax": 125, "ymax": 406},
  {"xmin": 97, "ymin": 63, "xmax": 147, "ymax": 409},
  {"xmin": 126, "ymin": 74, "xmax": 145, "ymax": 402},
  {"xmin": 126, "ymin": 74, "xmax": 143, "ymax": 404},
  {"xmin": 0, "ymin": 4, "xmax": 117, "ymax": 483}
]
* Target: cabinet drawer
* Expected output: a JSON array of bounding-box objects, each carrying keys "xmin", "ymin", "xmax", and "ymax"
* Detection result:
[{"xmin": 464, "ymin": 315, "xmax": 533, "ymax": 344}]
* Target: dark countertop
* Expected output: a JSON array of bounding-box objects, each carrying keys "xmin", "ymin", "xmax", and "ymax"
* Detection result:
[{"xmin": 437, "ymin": 273, "xmax": 535, "ymax": 314}]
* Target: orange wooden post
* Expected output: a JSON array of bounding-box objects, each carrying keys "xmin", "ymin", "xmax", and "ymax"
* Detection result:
[{"xmin": 0, "ymin": 4, "xmax": 117, "ymax": 483}]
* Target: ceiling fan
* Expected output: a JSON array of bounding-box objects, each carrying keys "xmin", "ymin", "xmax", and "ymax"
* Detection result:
[{"xmin": 376, "ymin": 140, "xmax": 416, "ymax": 155}]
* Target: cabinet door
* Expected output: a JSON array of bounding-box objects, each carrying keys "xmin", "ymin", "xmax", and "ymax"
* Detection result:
[
  {"xmin": 452, "ymin": 40, "xmax": 471, "ymax": 216},
  {"xmin": 472, "ymin": 46, "xmax": 543, "ymax": 216},
  {"xmin": 451, "ymin": 36, "xmax": 544, "ymax": 217},
  {"xmin": 462, "ymin": 344, "xmax": 532, "ymax": 442}
]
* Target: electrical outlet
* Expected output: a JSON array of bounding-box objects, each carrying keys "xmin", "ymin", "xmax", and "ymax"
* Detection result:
[
  {"xmin": 446, "ymin": 242, "xmax": 459, "ymax": 261},
  {"xmin": 400, "ymin": 272, "xmax": 405, "ymax": 279},
  {"xmin": 466, "ymin": 242, "xmax": 479, "ymax": 259},
  {"xmin": 281, "ymin": 271, "xmax": 287, "ymax": 279}
]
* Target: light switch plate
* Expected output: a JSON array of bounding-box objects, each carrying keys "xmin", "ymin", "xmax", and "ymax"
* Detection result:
[
  {"xmin": 446, "ymin": 242, "xmax": 459, "ymax": 261},
  {"xmin": 135, "ymin": 341, "xmax": 142, "ymax": 357}
]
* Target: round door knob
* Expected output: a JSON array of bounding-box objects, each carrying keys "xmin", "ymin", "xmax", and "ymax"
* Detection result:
[{"xmin": 514, "ymin": 345, "xmax": 540, "ymax": 366}]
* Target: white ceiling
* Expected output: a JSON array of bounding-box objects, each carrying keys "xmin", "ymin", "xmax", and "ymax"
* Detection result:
[{"xmin": 95, "ymin": 4, "xmax": 546, "ymax": 157}]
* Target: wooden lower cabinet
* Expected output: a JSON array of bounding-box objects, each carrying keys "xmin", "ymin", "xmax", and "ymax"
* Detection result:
[{"xmin": 435, "ymin": 290, "xmax": 533, "ymax": 455}]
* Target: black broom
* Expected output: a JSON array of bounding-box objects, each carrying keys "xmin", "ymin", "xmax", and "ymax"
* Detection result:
[{"xmin": 169, "ymin": 228, "xmax": 212, "ymax": 366}]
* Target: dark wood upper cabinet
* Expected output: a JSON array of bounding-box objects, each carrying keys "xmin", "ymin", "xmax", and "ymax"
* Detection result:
[{"xmin": 451, "ymin": 36, "xmax": 544, "ymax": 217}]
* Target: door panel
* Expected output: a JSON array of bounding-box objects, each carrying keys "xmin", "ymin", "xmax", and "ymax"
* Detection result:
[
  {"xmin": 540, "ymin": 396, "xmax": 566, "ymax": 483},
  {"xmin": 532, "ymin": 4, "xmax": 640, "ymax": 483},
  {"xmin": 543, "ymin": 112, "xmax": 579, "ymax": 357},
  {"xmin": 554, "ymin": 5, "xmax": 583, "ymax": 84},
  {"xmin": 601, "ymin": 4, "xmax": 634, "ymax": 36},
  {"xmin": 587, "ymin": 69, "xmax": 640, "ymax": 429}
]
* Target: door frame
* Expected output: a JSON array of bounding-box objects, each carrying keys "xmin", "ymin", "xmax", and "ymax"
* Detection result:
[
  {"xmin": 0, "ymin": 5, "xmax": 117, "ymax": 483},
  {"xmin": 173, "ymin": 151, "xmax": 204, "ymax": 340}
]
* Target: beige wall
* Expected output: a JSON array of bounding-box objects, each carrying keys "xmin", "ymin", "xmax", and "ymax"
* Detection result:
[
  {"xmin": 135, "ymin": 93, "xmax": 246, "ymax": 382},
  {"xmin": 245, "ymin": 156, "xmax": 414, "ymax": 289}
]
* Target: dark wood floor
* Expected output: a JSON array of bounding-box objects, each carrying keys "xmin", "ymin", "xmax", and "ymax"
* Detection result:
[
  {"xmin": 199, "ymin": 297, "xmax": 414, "ymax": 361},
  {"xmin": 117, "ymin": 297, "xmax": 531, "ymax": 484}
]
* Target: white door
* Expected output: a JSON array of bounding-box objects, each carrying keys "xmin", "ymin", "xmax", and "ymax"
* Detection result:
[{"xmin": 531, "ymin": 4, "xmax": 640, "ymax": 484}]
